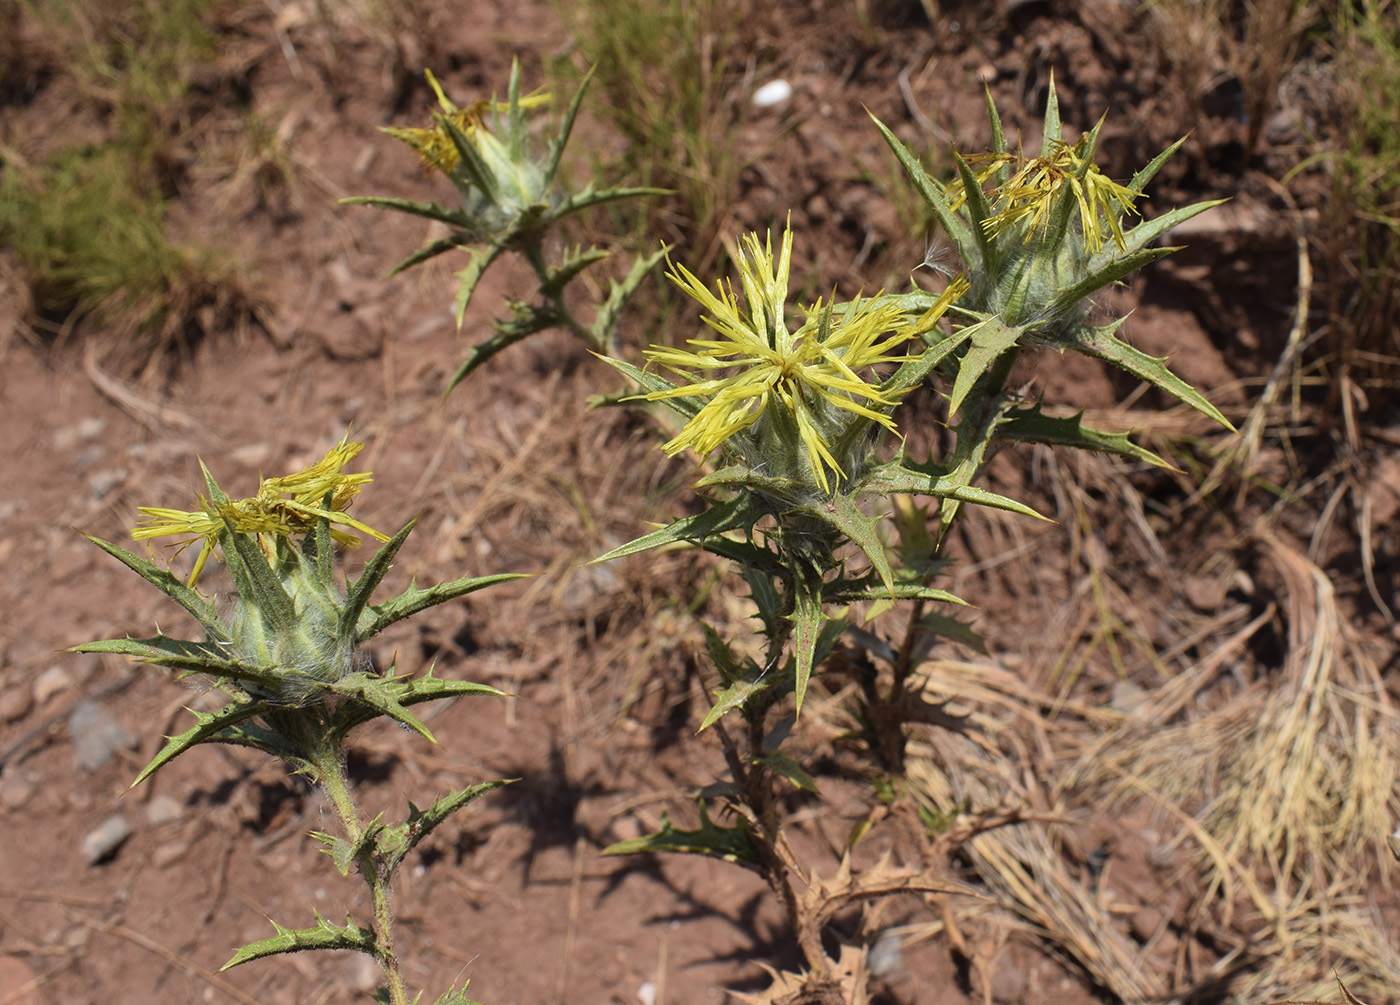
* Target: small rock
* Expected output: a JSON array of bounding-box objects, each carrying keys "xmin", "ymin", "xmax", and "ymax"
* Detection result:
[
  {"xmin": 53, "ymin": 416, "xmax": 107, "ymax": 452},
  {"xmin": 32, "ymin": 667, "xmax": 74, "ymax": 705},
  {"xmin": 152, "ymin": 840, "xmax": 189, "ymax": 869},
  {"xmin": 87, "ymin": 467, "xmax": 129, "ymax": 499},
  {"xmin": 1182, "ymin": 574, "xmax": 1223, "ymax": 612},
  {"xmin": 146, "ymin": 794, "xmax": 185, "ymax": 826},
  {"xmin": 81, "ymin": 814, "xmax": 131, "ymax": 864},
  {"xmin": 0, "ymin": 686, "xmax": 32, "ymax": 722},
  {"xmin": 230, "ymin": 442, "xmax": 273, "ymax": 468},
  {"xmin": 1109, "ymin": 678, "xmax": 1147, "ymax": 716},
  {"xmin": 69, "ymin": 700, "xmax": 137, "ymax": 773},
  {"xmin": 868, "ymin": 929, "xmax": 903, "ymax": 977},
  {"xmin": 752, "ymin": 79, "xmax": 793, "ymax": 109},
  {"xmin": 1131, "ymin": 906, "xmax": 1164, "ymax": 942},
  {"xmin": 990, "ymin": 966, "xmax": 1027, "ymax": 1004},
  {"xmin": 0, "ymin": 775, "xmax": 35, "ymax": 811}
]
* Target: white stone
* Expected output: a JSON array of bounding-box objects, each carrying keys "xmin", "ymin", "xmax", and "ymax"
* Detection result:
[{"xmin": 752, "ymin": 79, "xmax": 793, "ymax": 109}]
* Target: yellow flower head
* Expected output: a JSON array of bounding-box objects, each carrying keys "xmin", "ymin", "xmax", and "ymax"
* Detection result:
[
  {"xmin": 643, "ymin": 226, "xmax": 947, "ymax": 493},
  {"xmin": 958, "ymin": 137, "xmax": 1140, "ymax": 252},
  {"xmin": 134, "ymin": 439, "xmax": 389, "ymax": 587},
  {"xmin": 381, "ymin": 69, "xmax": 549, "ymax": 179}
]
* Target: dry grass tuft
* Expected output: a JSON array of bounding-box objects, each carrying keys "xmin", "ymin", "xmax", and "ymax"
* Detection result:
[
  {"xmin": 905, "ymin": 659, "xmax": 1169, "ymax": 1002},
  {"xmin": 1072, "ymin": 526, "xmax": 1399, "ymax": 999}
]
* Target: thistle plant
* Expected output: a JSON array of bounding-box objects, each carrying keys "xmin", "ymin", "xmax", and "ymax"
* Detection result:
[
  {"xmin": 869, "ymin": 77, "xmax": 1234, "ymax": 536},
  {"xmin": 72, "ymin": 441, "xmax": 524, "ymax": 1005},
  {"xmin": 345, "ymin": 60, "xmax": 667, "ymax": 390},
  {"xmin": 597, "ymin": 79, "xmax": 1233, "ymax": 1001}
]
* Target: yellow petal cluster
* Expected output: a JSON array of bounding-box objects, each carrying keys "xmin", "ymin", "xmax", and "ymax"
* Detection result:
[
  {"xmin": 957, "ymin": 137, "xmax": 1140, "ymax": 252},
  {"xmin": 381, "ymin": 69, "xmax": 549, "ymax": 177},
  {"xmin": 643, "ymin": 227, "xmax": 961, "ymax": 493},
  {"xmin": 134, "ymin": 439, "xmax": 389, "ymax": 587}
]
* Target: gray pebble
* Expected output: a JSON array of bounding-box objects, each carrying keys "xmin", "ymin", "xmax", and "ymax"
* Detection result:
[
  {"xmin": 69, "ymin": 699, "xmax": 137, "ymax": 772},
  {"xmin": 0, "ymin": 686, "xmax": 32, "ymax": 723},
  {"xmin": 81, "ymin": 815, "xmax": 131, "ymax": 864},
  {"xmin": 53, "ymin": 417, "xmax": 106, "ymax": 452},
  {"xmin": 87, "ymin": 467, "xmax": 129, "ymax": 499},
  {"xmin": 990, "ymin": 966, "xmax": 1027, "ymax": 1004},
  {"xmin": 0, "ymin": 775, "xmax": 34, "ymax": 810},
  {"xmin": 32, "ymin": 666, "xmax": 74, "ymax": 704},
  {"xmin": 146, "ymin": 794, "xmax": 185, "ymax": 826},
  {"xmin": 868, "ymin": 929, "xmax": 903, "ymax": 977}
]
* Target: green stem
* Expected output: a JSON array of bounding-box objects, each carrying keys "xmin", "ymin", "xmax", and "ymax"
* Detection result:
[
  {"xmin": 313, "ymin": 734, "xmax": 411, "ymax": 1005},
  {"xmin": 742, "ymin": 587, "xmax": 829, "ymax": 980},
  {"xmin": 891, "ymin": 345, "xmax": 1024, "ymax": 764},
  {"xmin": 523, "ymin": 235, "xmax": 594, "ymax": 346}
]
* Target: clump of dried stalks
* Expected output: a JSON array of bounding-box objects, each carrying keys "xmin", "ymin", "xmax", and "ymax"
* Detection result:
[{"xmin": 902, "ymin": 428, "xmax": 1399, "ymax": 1002}]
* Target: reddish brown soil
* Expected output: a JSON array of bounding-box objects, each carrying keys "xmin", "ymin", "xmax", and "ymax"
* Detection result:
[{"xmin": 1, "ymin": 2, "xmax": 1393, "ymax": 1004}]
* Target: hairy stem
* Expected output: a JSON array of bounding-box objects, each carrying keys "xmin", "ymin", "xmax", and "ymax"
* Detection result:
[
  {"xmin": 314, "ymin": 735, "xmax": 411, "ymax": 1005},
  {"xmin": 743, "ymin": 595, "xmax": 829, "ymax": 979}
]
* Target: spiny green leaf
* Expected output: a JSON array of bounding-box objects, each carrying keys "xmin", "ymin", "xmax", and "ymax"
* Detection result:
[
  {"xmin": 222, "ymin": 913, "xmax": 378, "ymax": 970},
  {"xmin": 858, "ymin": 461, "xmax": 1046, "ymax": 521},
  {"xmin": 124, "ymin": 695, "xmax": 271, "ymax": 789},
  {"xmin": 440, "ymin": 114, "xmax": 498, "ymax": 205},
  {"xmin": 742, "ymin": 568, "xmax": 784, "ymax": 640},
  {"xmin": 1094, "ymin": 199, "xmax": 1227, "ymax": 268},
  {"xmin": 701, "ymin": 623, "xmax": 749, "ymax": 686},
  {"xmin": 823, "ymin": 581, "xmax": 967, "ymax": 606},
  {"xmin": 591, "ymin": 245, "xmax": 669, "ymax": 351},
  {"xmin": 540, "ymin": 247, "xmax": 611, "ymax": 300},
  {"xmin": 753, "ymin": 750, "xmax": 817, "ymax": 793},
  {"xmin": 1126, "ymin": 135, "xmax": 1189, "ymax": 197},
  {"xmin": 876, "ymin": 323, "xmax": 972, "ymax": 398},
  {"xmin": 952, "ymin": 148, "xmax": 997, "ymax": 270},
  {"xmin": 984, "ymin": 84, "xmax": 1010, "ymax": 178},
  {"xmin": 544, "ymin": 63, "xmax": 594, "ymax": 185},
  {"xmin": 307, "ymin": 514, "xmax": 337, "ymax": 593},
  {"xmin": 446, "ymin": 322, "xmax": 540, "ymax": 392},
  {"xmin": 1041, "ymin": 72, "xmax": 1062, "ymax": 149},
  {"xmin": 603, "ymin": 807, "xmax": 761, "ymax": 869},
  {"xmin": 357, "ymin": 572, "xmax": 527, "ymax": 640},
  {"xmin": 792, "ymin": 493, "xmax": 894, "ymax": 597},
  {"xmin": 342, "ymin": 520, "xmax": 416, "ymax": 638},
  {"xmin": 592, "ymin": 493, "xmax": 768, "ymax": 564},
  {"xmin": 73, "ymin": 636, "xmax": 258, "ymax": 681},
  {"xmin": 947, "ymin": 317, "xmax": 1022, "ymax": 418},
  {"xmin": 330, "ymin": 671, "xmax": 437, "ymax": 741},
  {"xmin": 998, "ymin": 401, "xmax": 1174, "ymax": 468},
  {"xmin": 385, "ymin": 235, "xmax": 462, "ymax": 275},
  {"xmin": 504, "ymin": 58, "xmax": 527, "ymax": 161},
  {"xmin": 700, "ymin": 678, "xmax": 772, "ymax": 731},
  {"xmin": 327, "ymin": 671, "xmax": 505, "ymax": 737},
  {"xmin": 433, "ymin": 985, "xmax": 485, "ymax": 1005},
  {"xmin": 1067, "ymin": 317, "xmax": 1235, "ymax": 430},
  {"xmin": 867, "ymin": 112, "xmax": 976, "ymax": 264},
  {"xmin": 452, "ymin": 243, "xmax": 506, "ymax": 328},
  {"xmin": 550, "ymin": 184, "xmax": 671, "ymax": 225},
  {"xmin": 339, "ymin": 195, "xmax": 476, "ymax": 231},
  {"xmin": 698, "ymin": 623, "xmax": 769, "ymax": 730},
  {"xmin": 787, "ymin": 560, "xmax": 830, "ymax": 717},
  {"xmin": 82, "ymin": 535, "xmax": 227, "ymax": 639},
  {"xmin": 381, "ymin": 780, "xmax": 511, "ymax": 874},
  {"xmin": 1048, "ymin": 247, "xmax": 1176, "ymax": 321},
  {"xmin": 313, "ymin": 815, "xmax": 384, "ymax": 877},
  {"xmin": 221, "ymin": 525, "xmax": 297, "ymax": 634}
]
